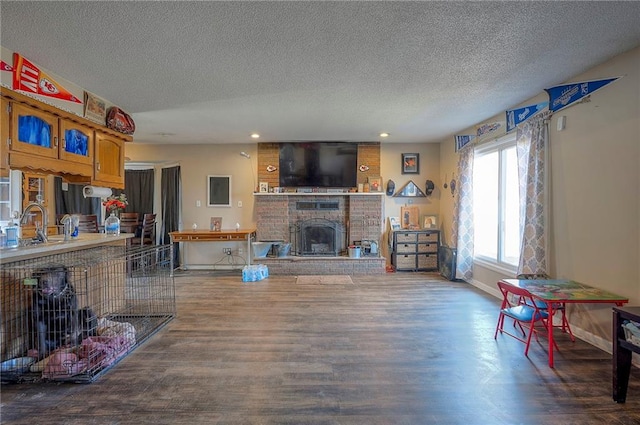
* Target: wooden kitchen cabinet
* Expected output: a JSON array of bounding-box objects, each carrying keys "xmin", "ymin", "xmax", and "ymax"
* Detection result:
[
  {"xmin": 94, "ymin": 132, "xmax": 125, "ymax": 188},
  {"xmin": 9, "ymin": 102, "xmax": 59, "ymax": 159},
  {"xmin": 58, "ymin": 118, "xmax": 94, "ymax": 166},
  {"xmin": 2, "ymin": 87, "xmax": 130, "ymax": 189},
  {"xmin": 1, "ymin": 98, "xmax": 9, "ymax": 175}
]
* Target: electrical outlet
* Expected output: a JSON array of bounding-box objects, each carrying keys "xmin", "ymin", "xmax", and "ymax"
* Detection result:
[{"xmin": 223, "ymin": 248, "xmax": 232, "ymax": 255}]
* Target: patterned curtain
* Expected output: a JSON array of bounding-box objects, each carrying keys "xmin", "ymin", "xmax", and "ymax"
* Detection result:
[
  {"xmin": 452, "ymin": 146, "xmax": 474, "ymax": 281},
  {"xmin": 516, "ymin": 111, "xmax": 550, "ymax": 274}
]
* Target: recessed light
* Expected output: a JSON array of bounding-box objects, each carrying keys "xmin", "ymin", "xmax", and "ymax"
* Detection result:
[
  {"xmin": 250, "ymin": 133, "xmax": 260, "ymax": 139},
  {"xmin": 379, "ymin": 132, "xmax": 389, "ymax": 138}
]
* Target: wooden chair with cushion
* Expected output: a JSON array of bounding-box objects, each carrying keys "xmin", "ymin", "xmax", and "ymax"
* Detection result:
[
  {"xmin": 119, "ymin": 212, "xmax": 140, "ymax": 235},
  {"xmin": 130, "ymin": 213, "xmax": 156, "ymax": 246},
  {"xmin": 77, "ymin": 214, "xmax": 100, "ymax": 233},
  {"xmin": 56, "ymin": 214, "xmax": 100, "ymax": 234}
]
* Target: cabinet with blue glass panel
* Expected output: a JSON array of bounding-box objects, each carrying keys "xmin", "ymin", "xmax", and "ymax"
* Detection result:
[
  {"xmin": 9, "ymin": 102, "xmax": 93, "ymax": 167},
  {"xmin": 2, "ymin": 87, "xmax": 131, "ymax": 189}
]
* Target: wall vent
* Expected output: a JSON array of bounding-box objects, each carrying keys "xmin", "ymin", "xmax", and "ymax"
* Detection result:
[{"xmin": 296, "ymin": 201, "xmax": 339, "ymax": 211}]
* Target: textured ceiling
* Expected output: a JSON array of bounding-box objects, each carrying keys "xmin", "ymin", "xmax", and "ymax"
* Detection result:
[{"xmin": 1, "ymin": 1, "xmax": 639, "ymax": 145}]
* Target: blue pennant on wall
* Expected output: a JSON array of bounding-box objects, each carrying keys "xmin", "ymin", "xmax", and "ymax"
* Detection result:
[
  {"xmin": 454, "ymin": 135, "xmax": 475, "ymax": 152},
  {"xmin": 545, "ymin": 77, "xmax": 619, "ymax": 112},
  {"xmin": 506, "ymin": 101, "xmax": 549, "ymax": 132}
]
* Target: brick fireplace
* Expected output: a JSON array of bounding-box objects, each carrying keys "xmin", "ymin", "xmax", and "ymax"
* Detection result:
[{"xmin": 254, "ymin": 193, "xmax": 386, "ymax": 274}]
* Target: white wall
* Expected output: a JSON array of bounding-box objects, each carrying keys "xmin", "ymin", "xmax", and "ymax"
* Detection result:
[{"xmin": 438, "ymin": 46, "xmax": 640, "ymax": 350}]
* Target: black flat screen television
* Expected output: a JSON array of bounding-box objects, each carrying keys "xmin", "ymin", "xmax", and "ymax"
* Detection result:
[{"xmin": 279, "ymin": 142, "xmax": 358, "ymax": 188}]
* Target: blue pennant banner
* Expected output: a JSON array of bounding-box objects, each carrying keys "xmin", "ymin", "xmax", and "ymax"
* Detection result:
[
  {"xmin": 545, "ymin": 77, "xmax": 618, "ymax": 112},
  {"xmin": 454, "ymin": 135, "xmax": 475, "ymax": 152},
  {"xmin": 506, "ymin": 101, "xmax": 549, "ymax": 132}
]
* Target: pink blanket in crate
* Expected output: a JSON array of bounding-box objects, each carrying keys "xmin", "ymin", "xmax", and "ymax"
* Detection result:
[{"xmin": 43, "ymin": 335, "xmax": 132, "ymax": 378}]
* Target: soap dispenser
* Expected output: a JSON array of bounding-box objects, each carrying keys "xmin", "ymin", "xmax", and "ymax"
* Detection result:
[{"xmin": 5, "ymin": 214, "xmax": 20, "ymax": 248}]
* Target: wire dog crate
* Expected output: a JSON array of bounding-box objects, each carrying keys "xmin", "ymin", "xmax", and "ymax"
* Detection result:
[{"xmin": 1, "ymin": 244, "xmax": 175, "ymax": 383}]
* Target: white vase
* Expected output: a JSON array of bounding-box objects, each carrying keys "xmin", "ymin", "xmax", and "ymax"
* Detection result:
[{"xmin": 105, "ymin": 212, "xmax": 120, "ymax": 235}]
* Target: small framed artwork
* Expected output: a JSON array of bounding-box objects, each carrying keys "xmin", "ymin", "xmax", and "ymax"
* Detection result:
[
  {"xmin": 259, "ymin": 182, "xmax": 269, "ymax": 193},
  {"xmin": 83, "ymin": 91, "xmax": 106, "ymax": 124},
  {"xmin": 368, "ymin": 176, "xmax": 382, "ymax": 192},
  {"xmin": 400, "ymin": 205, "xmax": 420, "ymax": 229},
  {"xmin": 208, "ymin": 175, "xmax": 232, "ymax": 207},
  {"xmin": 422, "ymin": 215, "xmax": 438, "ymax": 229},
  {"xmin": 210, "ymin": 217, "xmax": 222, "ymax": 231},
  {"xmin": 389, "ymin": 217, "xmax": 401, "ymax": 231},
  {"xmin": 402, "ymin": 153, "xmax": 420, "ymax": 174}
]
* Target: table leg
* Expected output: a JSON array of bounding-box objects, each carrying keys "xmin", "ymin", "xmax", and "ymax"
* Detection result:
[
  {"xmin": 548, "ymin": 303, "xmax": 555, "ymax": 368},
  {"xmin": 247, "ymin": 235, "xmax": 251, "ymax": 266}
]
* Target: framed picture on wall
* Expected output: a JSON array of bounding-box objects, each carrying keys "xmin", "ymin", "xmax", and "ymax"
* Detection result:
[
  {"xmin": 422, "ymin": 215, "xmax": 438, "ymax": 229},
  {"xmin": 402, "ymin": 153, "xmax": 419, "ymax": 174},
  {"xmin": 207, "ymin": 175, "xmax": 231, "ymax": 207}
]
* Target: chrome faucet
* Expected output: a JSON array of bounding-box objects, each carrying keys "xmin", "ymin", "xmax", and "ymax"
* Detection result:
[
  {"xmin": 60, "ymin": 214, "xmax": 73, "ymax": 241},
  {"xmin": 20, "ymin": 202, "xmax": 48, "ymax": 243}
]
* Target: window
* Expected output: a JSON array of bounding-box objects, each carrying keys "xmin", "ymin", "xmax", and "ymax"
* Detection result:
[
  {"xmin": 473, "ymin": 133, "xmax": 520, "ymax": 269},
  {"xmin": 0, "ymin": 176, "xmax": 10, "ymax": 225}
]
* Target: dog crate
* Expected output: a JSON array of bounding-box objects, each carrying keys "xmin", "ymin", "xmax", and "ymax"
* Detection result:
[{"xmin": 1, "ymin": 244, "xmax": 175, "ymax": 384}]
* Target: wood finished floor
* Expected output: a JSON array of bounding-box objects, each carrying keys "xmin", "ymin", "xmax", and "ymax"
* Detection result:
[{"xmin": 2, "ymin": 272, "xmax": 640, "ymax": 425}]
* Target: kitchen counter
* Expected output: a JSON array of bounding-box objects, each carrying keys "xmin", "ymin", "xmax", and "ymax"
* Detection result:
[{"xmin": 0, "ymin": 233, "xmax": 133, "ymax": 264}]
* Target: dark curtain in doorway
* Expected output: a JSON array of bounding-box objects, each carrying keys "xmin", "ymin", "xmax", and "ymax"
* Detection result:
[
  {"xmin": 113, "ymin": 169, "xmax": 155, "ymax": 215},
  {"xmin": 161, "ymin": 166, "xmax": 181, "ymax": 264},
  {"xmin": 54, "ymin": 178, "xmax": 102, "ymax": 221}
]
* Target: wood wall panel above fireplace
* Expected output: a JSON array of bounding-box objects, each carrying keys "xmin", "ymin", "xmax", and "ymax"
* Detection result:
[{"xmin": 256, "ymin": 142, "xmax": 381, "ymax": 190}]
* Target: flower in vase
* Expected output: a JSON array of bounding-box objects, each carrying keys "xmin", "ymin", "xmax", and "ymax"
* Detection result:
[{"xmin": 103, "ymin": 193, "xmax": 128, "ymax": 215}]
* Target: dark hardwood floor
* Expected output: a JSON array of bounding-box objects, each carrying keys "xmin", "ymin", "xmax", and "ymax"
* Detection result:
[{"xmin": 2, "ymin": 272, "xmax": 640, "ymax": 424}]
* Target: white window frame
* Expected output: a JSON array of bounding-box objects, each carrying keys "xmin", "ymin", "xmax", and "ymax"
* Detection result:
[{"xmin": 473, "ymin": 133, "xmax": 519, "ymax": 274}]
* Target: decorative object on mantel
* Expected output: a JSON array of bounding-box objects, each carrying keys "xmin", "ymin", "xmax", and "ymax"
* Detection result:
[
  {"xmin": 359, "ymin": 164, "xmax": 370, "ymax": 172},
  {"xmin": 210, "ymin": 217, "xmax": 222, "ymax": 231},
  {"xmin": 386, "ymin": 179, "xmax": 395, "ymax": 196},
  {"xmin": 259, "ymin": 182, "xmax": 269, "ymax": 193},
  {"xmin": 367, "ymin": 176, "xmax": 382, "ymax": 192},
  {"xmin": 266, "ymin": 165, "xmax": 277, "ymax": 172},
  {"xmin": 425, "ymin": 180, "xmax": 435, "ymax": 196},
  {"xmin": 393, "ymin": 180, "xmax": 426, "ymax": 197},
  {"xmin": 401, "ymin": 153, "xmax": 419, "ymax": 174}
]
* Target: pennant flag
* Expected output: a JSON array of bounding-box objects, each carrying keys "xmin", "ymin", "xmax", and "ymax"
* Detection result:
[
  {"xmin": 12, "ymin": 53, "xmax": 82, "ymax": 104},
  {"xmin": 0, "ymin": 61, "xmax": 13, "ymax": 72},
  {"xmin": 454, "ymin": 135, "xmax": 475, "ymax": 152},
  {"xmin": 476, "ymin": 121, "xmax": 503, "ymax": 138},
  {"xmin": 545, "ymin": 77, "xmax": 618, "ymax": 112},
  {"xmin": 506, "ymin": 101, "xmax": 549, "ymax": 132}
]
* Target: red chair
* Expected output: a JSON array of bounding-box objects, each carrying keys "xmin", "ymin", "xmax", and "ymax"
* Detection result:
[
  {"xmin": 494, "ymin": 281, "xmax": 559, "ymax": 356},
  {"xmin": 517, "ymin": 273, "xmax": 574, "ymax": 342}
]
